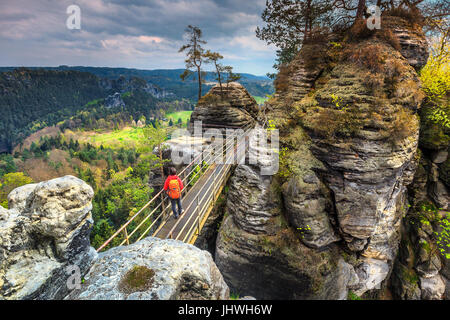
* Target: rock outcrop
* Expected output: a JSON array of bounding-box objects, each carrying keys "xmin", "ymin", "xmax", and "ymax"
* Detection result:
[
  {"xmin": 67, "ymin": 237, "xmax": 229, "ymax": 300},
  {"xmin": 105, "ymin": 92, "xmax": 125, "ymax": 108},
  {"xmin": 383, "ymin": 16, "xmax": 429, "ymax": 70},
  {"xmin": 0, "ymin": 176, "xmax": 97, "ymax": 300},
  {"xmin": 215, "ymin": 16, "xmax": 433, "ymax": 299},
  {"xmin": 189, "ymin": 82, "xmax": 258, "ymax": 131},
  {"xmin": 215, "ymin": 132, "xmax": 358, "ymax": 299},
  {"xmin": 1, "ymin": 176, "xmax": 231, "ymax": 300}
]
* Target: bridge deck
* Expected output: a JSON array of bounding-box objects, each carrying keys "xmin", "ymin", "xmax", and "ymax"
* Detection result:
[{"xmin": 154, "ymin": 163, "xmax": 225, "ymax": 241}]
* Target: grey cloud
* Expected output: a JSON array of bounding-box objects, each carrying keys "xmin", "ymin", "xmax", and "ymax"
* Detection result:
[{"xmin": 0, "ymin": 0, "xmax": 275, "ymax": 75}]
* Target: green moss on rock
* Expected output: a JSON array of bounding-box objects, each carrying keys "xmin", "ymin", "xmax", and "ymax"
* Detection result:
[{"xmin": 118, "ymin": 265, "xmax": 155, "ymax": 295}]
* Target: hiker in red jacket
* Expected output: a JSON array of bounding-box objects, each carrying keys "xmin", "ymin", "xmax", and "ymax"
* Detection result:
[{"xmin": 164, "ymin": 167, "xmax": 184, "ymax": 219}]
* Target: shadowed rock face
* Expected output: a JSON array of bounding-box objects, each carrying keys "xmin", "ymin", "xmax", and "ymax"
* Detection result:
[
  {"xmin": 189, "ymin": 82, "xmax": 258, "ymax": 130},
  {"xmin": 67, "ymin": 237, "xmax": 229, "ymax": 300},
  {"xmin": 383, "ymin": 16, "xmax": 429, "ymax": 70},
  {"xmin": 215, "ymin": 161, "xmax": 358, "ymax": 300},
  {"xmin": 0, "ymin": 176, "xmax": 97, "ymax": 300},
  {"xmin": 216, "ymin": 16, "xmax": 431, "ymax": 299}
]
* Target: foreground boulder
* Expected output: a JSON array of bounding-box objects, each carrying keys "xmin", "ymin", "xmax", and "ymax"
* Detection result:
[
  {"xmin": 0, "ymin": 176, "xmax": 97, "ymax": 300},
  {"xmin": 68, "ymin": 237, "xmax": 229, "ymax": 300}
]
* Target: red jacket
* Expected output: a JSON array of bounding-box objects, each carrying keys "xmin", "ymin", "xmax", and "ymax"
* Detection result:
[{"xmin": 164, "ymin": 175, "xmax": 184, "ymax": 191}]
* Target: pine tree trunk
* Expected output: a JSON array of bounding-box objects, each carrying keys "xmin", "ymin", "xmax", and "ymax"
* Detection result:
[
  {"xmin": 197, "ymin": 66, "xmax": 202, "ymax": 100},
  {"xmin": 356, "ymin": 0, "xmax": 366, "ymax": 19}
]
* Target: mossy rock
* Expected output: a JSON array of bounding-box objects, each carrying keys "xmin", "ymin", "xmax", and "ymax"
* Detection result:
[
  {"xmin": 439, "ymin": 157, "xmax": 450, "ymax": 187},
  {"xmin": 118, "ymin": 265, "xmax": 155, "ymax": 295},
  {"xmin": 419, "ymin": 105, "xmax": 450, "ymax": 150}
]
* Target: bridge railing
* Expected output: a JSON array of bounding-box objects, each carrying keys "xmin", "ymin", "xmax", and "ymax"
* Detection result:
[
  {"xmin": 162, "ymin": 130, "xmax": 248, "ymax": 242},
  {"xmin": 96, "ymin": 127, "xmax": 250, "ymax": 252}
]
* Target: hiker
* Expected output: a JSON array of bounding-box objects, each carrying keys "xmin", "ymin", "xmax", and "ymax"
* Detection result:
[{"xmin": 164, "ymin": 167, "xmax": 185, "ymax": 219}]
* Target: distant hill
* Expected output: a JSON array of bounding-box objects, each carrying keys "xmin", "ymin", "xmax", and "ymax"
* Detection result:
[
  {"xmin": 0, "ymin": 68, "xmax": 161, "ymax": 153},
  {"xmin": 0, "ymin": 66, "xmax": 274, "ymax": 100}
]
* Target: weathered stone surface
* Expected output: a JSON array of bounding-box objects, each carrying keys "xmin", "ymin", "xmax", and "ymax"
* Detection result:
[
  {"xmin": 105, "ymin": 92, "xmax": 125, "ymax": 108},
  {"xmin": 351, "ymin": 258, "xmax": 390, "ymax": 296},
  {"xmin": 215, "ymin": 16, "xmax": 430, "ymax": 300},
  {"xmin": 428, "ymin": 180, "xmax": 449, "ymax": 210},
  {"xmin": 68, "ymin": 237, "xmax": 229, "ymax": 300},
  {"xmin": 216, "ymin": 213, "xmax": 357, "ymax": 300},
  {"xmin": 7, "ymin": 183, "xmax": 38, "ymax": 212},
  {"xmin": 391, "ymin": 262, "xmax": 421, "ymax": 300},
  {"xmin": 216, "ymin": 157, "xmax": 357, "ymax": 299},
  {"xmin": 420, "ymin": 274, "xmax": 445, "ymax": 300},
  {"xmin": 432, "ymin": 150, "xmax": 448, "ymax": 164},
  {"xmin": 24, "ymin": 176, "xmax": 94, "ymax": 242},
  {"xmin": 282, "ymin": 175, "xmax": 339, "ymax": 248},
  {"xmin": 0, "ymin": 176, "xmax": 97, "ymax": 300},
  {"xmin": 226, "ymin": 165, "xmax": 277, "ymax": 235},
  {"xmin": 383, "ymin": 16, "xmax": 429, "ymax": 70},
  {"xmin": 189, "ymin": 82, "xmax": 258, "ymax": 131}
]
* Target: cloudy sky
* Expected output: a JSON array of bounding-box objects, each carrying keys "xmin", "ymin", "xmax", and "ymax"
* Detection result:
[{"xmin": 0, "ymin": 0, "xmax": 277, "ymax": 75}]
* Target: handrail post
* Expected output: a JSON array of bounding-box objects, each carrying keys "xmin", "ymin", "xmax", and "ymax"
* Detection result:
[
  {"xmin": 161, "ymin": 192, "xmax": 166, "ymax": 219},
  {"xmin": 123, "ymin": 228, "xmax": 130, "ymax": 245},
  {"xmin": 196, "ymin": 195, "xmax": 200, "ymax": 238}
]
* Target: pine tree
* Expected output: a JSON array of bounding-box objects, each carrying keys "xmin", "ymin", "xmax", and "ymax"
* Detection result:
[{"xmin": 179, "ymin": 25, "xmax": 207, "ymax": 101}]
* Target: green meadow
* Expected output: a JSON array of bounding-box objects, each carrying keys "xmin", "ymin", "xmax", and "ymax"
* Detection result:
[
  {"xmin": 67, "ymin": 111, "xmax": 193, "ymax": 149},
  {"xmin": 165, "ymin": 110, "xmax": 193, "ymax": 123},
  {"xmin": 252, "ymin": 96, "xmax": 268, "ymax": 105}
]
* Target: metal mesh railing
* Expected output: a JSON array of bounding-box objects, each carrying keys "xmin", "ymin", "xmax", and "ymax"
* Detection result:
[{"xmin": 96, "ymin": 128, "xmax": 250, "ymax": 252}]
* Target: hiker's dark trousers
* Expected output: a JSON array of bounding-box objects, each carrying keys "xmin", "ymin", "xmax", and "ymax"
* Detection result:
[{"xmin": 170, "ymin": 198, "xmax": 183, "ymax": 217}]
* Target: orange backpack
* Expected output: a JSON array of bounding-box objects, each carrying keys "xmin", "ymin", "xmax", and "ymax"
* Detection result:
[{"xmin": 168, "ymin": 178, "xmax": 181, "ymax": 199}]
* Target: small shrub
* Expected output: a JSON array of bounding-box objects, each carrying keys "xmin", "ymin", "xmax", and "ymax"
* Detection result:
[
  {"xmin": 384, "ymin": 7, "xmax": 424, "ymax": 26},
  {"xmin": 376, "ymin": 29, "xmax": 401, "ymax": 51},
  {"xmin": 348, "ymin": 18, "xmax": 376, "ymax": 40},
  {"xmin": 348, "ymin": 291, "xmax": 362, "ymax": 300},
  {"xmin": 198, "ymin": 93, "xmax": 221, "ymax": 105},
  {"xmin": 386, "ymin": 107, "xmax": 418, "ymax": 142},
  {"xmin": 346, "ymin": 44, "xmax": 386, "ymax": 73},
  {"xmin": 302, "ymin": 104, "xmax": 363, "ymax": 140},
  {"xmin": 274, "ymin": 64, "xmax": 292, "ymax": 93}
]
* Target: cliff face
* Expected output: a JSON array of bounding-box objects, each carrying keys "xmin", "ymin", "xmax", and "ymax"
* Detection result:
[{"xmin": 214, "ymin": 16, "xmax": 442, "ymax": 299}]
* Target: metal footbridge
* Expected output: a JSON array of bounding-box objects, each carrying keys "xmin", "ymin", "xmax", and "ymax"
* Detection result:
[{"xmin": 96, "ymin": 126, "xmax": 250, "ymax": 252}]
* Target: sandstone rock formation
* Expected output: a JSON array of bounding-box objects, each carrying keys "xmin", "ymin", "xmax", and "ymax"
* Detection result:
[
  {"xmin": 383, "ymin": 16, "xmax": 429, "ymax": 70},
  {"xmin": 189, "ymin": 82, "xmax": 258, "ymax": 131},
  {"xmin": 0, "ymin": 176, "xmax": 97, "ymax": 300},
  {"xmin": 1, "ymin": 176, "xmax": 231, "ymax": 300},
  {"xmin": 391, "ymin": 125, "xmax": 449, "ymax": 300},
  {"xmin": 215, "ymin": 16, "xmax": 437, "ymax": 299},
  {"xmin": 105, "ymin": 92, "xmax": 125, "ymax": 108},
  {"xmin": 215, "ymin": 131, "xmax": 358, "ymax": 299},
  {"xmin": 68, "ymin": 237, "xmax": 229, "ymax": 300}
]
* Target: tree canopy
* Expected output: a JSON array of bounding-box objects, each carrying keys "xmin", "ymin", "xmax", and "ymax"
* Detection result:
[{"xmin": 256, "ymin": 0, "xmax": 450, "ymax": 75}]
